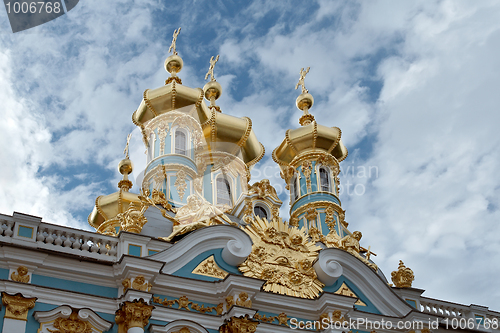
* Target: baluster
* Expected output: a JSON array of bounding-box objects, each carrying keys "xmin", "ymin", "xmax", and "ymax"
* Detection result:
[
  {"xmin": 71, "ymin": 234, "xmax": 82, "ymax": 250},
  {"xmin": 81, "ymin": 236, "xmax": 90, "ymax": 252},
  {"xmin": 36, "ymin": 227, "xmax": 46, "ymax": 242},
  {"xmin": 98, "ymin": 239, "xmax": 107, "ymax": 254},
  {"xmin": 90, "ymin": 238, "xmax": 99, "ymax": 253},
  {"xmin": 54, "ymin": 231, "xmax": 63, "ymax": 246},
  {"xmin": 45, "ymin": 229, "xmax": 54, "ymax": 244},
  {"xmin": 63, "ymin": 233, "xmax": 73, "ymax": 247},
  {"xmin": 4, "ymin": 221, "xmax": 14, "ymax": 237},
  {"xmin": 108, "ymin": 242, "xmax": 117, "ymax": 256}
]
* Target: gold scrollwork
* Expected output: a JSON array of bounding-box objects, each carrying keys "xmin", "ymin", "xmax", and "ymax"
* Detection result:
[
  {"xmin": 254, "ymin": 312, "xmax": 289, "ymax": 326},
  {"xmin": 1, "ymin": 292, "xmax": 37, "ymax": 321},
  {"xmin": 220, "ymin": 315, "xmax": 259, "ymax": 333},
  {"xmin": 47, "ymin": 310, "xmax": 93, "ymax": 333},
  {"xmin": 10, "ymin": 266, "xmax": 30, "ymax": 283},
  {"xmin": 152, "ymin": 296, "xmax": 224, "ymax": 316},
  {"xmin": 301, "ymin": 161, "xmax": 312, "ymax": 192}
]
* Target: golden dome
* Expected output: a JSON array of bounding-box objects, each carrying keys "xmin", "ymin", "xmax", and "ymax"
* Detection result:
[
  {"xmin": 272, "ymin": 121, "xmax": 348, "ymax": 166},
  {"xmin": 132, "ymin": 82, "xmax": 264, "ymax": 166}
]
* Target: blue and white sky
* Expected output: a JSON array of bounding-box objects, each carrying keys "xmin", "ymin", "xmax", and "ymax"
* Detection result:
[{"xmin": 1, "ymin": 0, "xmax": 500, "ymax": 310}]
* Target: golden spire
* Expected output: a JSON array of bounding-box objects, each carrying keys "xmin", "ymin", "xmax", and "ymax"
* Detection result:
[
  {"xmin": 203, "ymin": 55, "xmax": 222, "ymax": 111},
  {"xmin": 165, "ymin": 27, "xmax": 183, "ymax": 84},
  {"xmin": 118, "ymin": 134, "xmax": 133, "ymax": 192},
  {"xmin": 295, "ymin": 67, "xmax": 315, "ymax": 126}
]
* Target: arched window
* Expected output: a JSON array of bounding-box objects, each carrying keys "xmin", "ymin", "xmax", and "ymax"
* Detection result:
[
  {"xmin": 254, "ymin": 205, "xmax": 268, "ymax": 220},
  {"xmin": 320, "ymin": 167, "xmax": 330, "ymax": 192},
  {"xmin": 216, "ymin": 176, "xmax": 232, "ymax": 206},
  {"xmin": 175, "ymin": 129, "xmax": 187, "ymax": 155}
]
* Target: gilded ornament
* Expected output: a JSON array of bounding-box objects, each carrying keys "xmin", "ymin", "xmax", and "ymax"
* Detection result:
[
  {"xmin": 220, "ymin": 315, "xmax": 259, "ymax": 333},
  {"xmin": 249, "ymin": 179, "xmax": 280, "ymax": 201},
  {"xmin": 158, "ymin": 122, "xmax": 169, "ymax": 155},
  {"xmin": 168, "ymin": 27, "xmax": 181, "ymax": 55},
  {"xmin": 10, "ymin": 266, "xmax": 30, "ymax": 283},
  {"xmin": 162, "ymin": 194, "xmax": 232, "ymax": 242},
  {"xmin": 280, "ymin": 166, "xmax": 295, "ymax": 188},
  {"xmin": 118, "ymin": 202, "xmax": 148, "ymax": 234},
  {"xmin": 122, "ymin": 278, "xmax": 131, "ymax": 290},
  {"xmin": 308, "ymin": 227, "xmax": 325, "ymax": 243},
  {"xmin": 174, "ymin": 168, "xmax": 187, "ymax": 201},
  {"xmin": 131, "ymin": 275, "xmax": 152, "ymax": 292},
  {"xmin": 47, "ymin": 311, "xmax": 92, "ymax": 333},
  {"xmin": 238, "ymin": 217, "xmax": 324, "ymax": 299},
  {"xmin": 192, "ymin": 255, "xmax": 228, "ymax": 279},
  {"xmin": 331, "ymin": 309, "xmax": 347, "ymax": 323},
  {"xmin": 334, "ymin": 282, "xmax": 367, "ymax": 306},
  {"xmin": 277, "ymin": 313, "xmax": 289, "ymax": 326},
  {"xmin": 339, "ymin": 231, "xmax": 378, "ymax": 271},
  {"xmin": 1, "ymin": 292, "xmax": 37, "ymax": 320},
  {"xmin": 235, "ymin": 292, "xmax": 252, "ymax": 308},
  {"xmin": 172, "ymin": 328, "xmax": 191, "ymax": 333},
  {"xmin": 289, "ymin": 216, "xmax": 299, "ymax": 227},
  {"xmin": 225, "ymin": 296, "xmax": 234, "ymax": 309},
  {"xmin": 304, "ymin": 208, "xmax": 318, "ymax": 226},
  {"xmin": 152, "ymin": 296, "xmax": 222, "ymax": 315},
  {"xmin": 243, "ymin": 200, "xmax": 253, "ymax": 224},
  {"xmin": 391, "ymin": 260, "xmax": 415, "ymax": 288},
  {"xmin": 295, "ymin": 67, "xmax": 310, "ymax": 95},
  {"xmin": 254, "ymin": 312, "xmax": 289, "ymax": 326},
  {"xmin": 271, "ymin": 205, "xmax": 280, "ymax": 218},
  {"xmin": 205, "ymin": 55, "xmax": 219, "ymax": 82},
  {"xmin": 325, "ymin": 205, "xmax": 336, "ymax": 231},
  {"xmin": 301, "ymin": 161, "xmax": 312, "ymax": 192},
  {"xmin": 115, "ymin": 299, "xmax": 154, "ymax": 333}
]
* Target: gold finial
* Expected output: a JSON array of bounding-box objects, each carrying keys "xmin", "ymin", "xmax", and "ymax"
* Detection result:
[
  {"xmin": 203, "ymin": 55, "xmax": 222, "ymax": 109},
  {"xmin": 165, "ymin": 27, "xmax": 183, "ymax": 84},
  {"xmin": 118, "ymin": 134, "xmax": 133, "ymax": 191},
  {"xmin": 295, "ymin": 67, "xmax": 315, "ymax": 126},
  {"xmin": 205, "ymin": 55, "xmax": 220, "ymax": 82},
  {"xmin": 123, "ymin": 133, "xmax": 132, "ymax": 159},
  {"xmin": 295, "ymin": 67, "xmax": 310, "ymax": 94},
  {"xmin": 391, "ymin": 260, "xmax": 415, "ymax": 288},
  {"xmin": 168, "ymin": 27, "xmax": 181, "ymax": 55}
]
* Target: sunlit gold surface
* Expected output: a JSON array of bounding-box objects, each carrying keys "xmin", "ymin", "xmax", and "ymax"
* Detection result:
[
  {"xmin": 49, "ymin": 310, "xmax": 93, "ymax": 333},
  {"xmin": 273, "ymin": 123, "xmax": 348, "ymax": 166},
  {"xmin": 238, "ymin": 217, "xmax": 324, "ymax": 299},
  {"xmin": 220, "ymin": 315, "xmax": 259, "ymax": 333},
  {"xmin": 132, "ymin": 82, "xmax": 264, "ymax": 166}
]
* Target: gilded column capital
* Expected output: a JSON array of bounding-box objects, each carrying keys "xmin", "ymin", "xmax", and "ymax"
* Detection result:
[
  {"xmin": 219, "ymin": 315, "xmax": 259, "ymax": 333},
  {"xmin": 115, "ymin": 298, "xmax": 154, "ymax": 333},
  {"xmin": 1, "ymin": 292, "xmax": 37, "ymax": 321}
]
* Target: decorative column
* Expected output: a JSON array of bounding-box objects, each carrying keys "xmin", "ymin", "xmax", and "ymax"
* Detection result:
[
  {"xmin": 1, "ymin": 292, "xmax": 37, "ymax": 333},
  {"xmin": 219, "ymin": 315, "xmax": 259, "ymax": 333},
  {"xmin": 115, "ymin": 298, "xmax": 154, "ymax": 333}
]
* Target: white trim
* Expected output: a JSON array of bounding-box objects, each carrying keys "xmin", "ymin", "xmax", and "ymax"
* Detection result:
[
  {"xmin": 150, "ymin": 319, "xmax": 209, "ymax": 333},
  {"xmin": 34, "ymin": 305, "xmax": 113, "ymax": 332}
]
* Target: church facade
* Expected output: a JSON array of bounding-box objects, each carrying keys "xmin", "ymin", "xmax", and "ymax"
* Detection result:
[{"xmin": 0, "ymin": 30, "xmax": 499, "ymax": 333}]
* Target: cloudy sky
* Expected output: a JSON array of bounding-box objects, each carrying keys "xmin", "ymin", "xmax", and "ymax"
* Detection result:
[{"xmin": 1, "ymin": 0, "xmax": 500, "ymax": 310}]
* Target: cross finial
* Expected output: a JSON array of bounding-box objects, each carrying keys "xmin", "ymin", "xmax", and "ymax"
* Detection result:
[
  {"xmin": 295, "ymin": 67, "xmax": 310, "ymax": 94},
  {"xmin": 123, "ymin": 133, "xmax": 132, "ymax": 159},
  {"xmin": 168, "ymin": 27, "xmax": 181, "ymax": 55},
  {"xmin": 205, "ymin": 55, "xmax": 220, "ymax": 81}
]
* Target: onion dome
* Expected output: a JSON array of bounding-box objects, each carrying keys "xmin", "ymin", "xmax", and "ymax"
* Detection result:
[
  {"xmin": 132, "ymin": 53, "xmax": 264, "ymax": 166},
  {"xmin": 272, "ymin": 68, "xmax": 347, "ymax": 165},
  {"xmin": 88, "ymin": 154, "xmax": 141, "ymax": 232}
]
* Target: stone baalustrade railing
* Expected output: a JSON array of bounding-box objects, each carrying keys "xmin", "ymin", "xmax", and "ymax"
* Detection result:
[
  {"xmin": 0, "ymin": 212, "xmax": 169, "ymax": 262},
  {"xmin": 420, "ymin": 297, "xmax": 466, "ymax": 317}
]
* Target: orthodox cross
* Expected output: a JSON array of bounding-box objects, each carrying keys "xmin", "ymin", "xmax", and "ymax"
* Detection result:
[
  {"xmin": 295, "ymin": 67, "xmax": 310, "ymax": 94},
  {"xmin": 123, "ymin": 133, "xmax": 132, "ymax": 159},
  {"xmin": 168, "ymin": 27, "xmax": 181, "ymax": 55},
  {"xmin": 205, "ymin": 55, "xmax": 220, "ymax": 81},
  {"xmin": 363, "ymin": 245, "xmax": 377, "ymax": 260}
]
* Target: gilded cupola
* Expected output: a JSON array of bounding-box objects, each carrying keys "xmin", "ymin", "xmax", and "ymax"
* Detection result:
[{"xmin": 89, "ymin": 28, "xmax": 266, "ymax": 237}]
